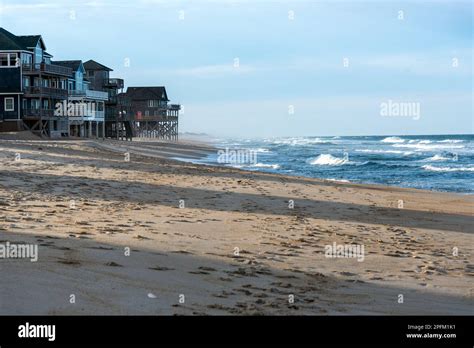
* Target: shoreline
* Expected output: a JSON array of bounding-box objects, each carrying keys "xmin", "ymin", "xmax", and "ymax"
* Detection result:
[
  {"xmin": 2, "ymin": 131, "xmax": 472, "ymax": 196},
  {"xmin": 103, "ymin": 137, "xmax": 474, "ymax": 197},
  {"xmin": 0, "ymin": 136, "xmax": 473, "ymax": 315}
]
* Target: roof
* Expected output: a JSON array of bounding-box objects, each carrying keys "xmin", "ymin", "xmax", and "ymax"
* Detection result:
[
  {"xmin": 52, "ymin": 60, "xmax": 83, "ymax": 72},
  {"xmin": 83, "ymin": 59, "xmax": 113, "ymax": 72},
  {"xmin": 17, "ymin": 35, "xmax": 43, "ymax": 49},
  {"xmin": 0, "ymin": 28, "xmax": 46, "ymax": 51},
  {"xmin": 125, "ymin": 87, "xmax": 169, "ymax": 101}
]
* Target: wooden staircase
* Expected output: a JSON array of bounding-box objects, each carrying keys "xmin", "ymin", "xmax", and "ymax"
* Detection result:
[{"xmin": 123, "ymin": 120, "xmax": 134, "ymax": 140}]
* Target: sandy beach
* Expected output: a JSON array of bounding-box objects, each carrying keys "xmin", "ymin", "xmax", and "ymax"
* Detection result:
[{"xmin": 0, "ymin": 135, "xmax": 472, "ymax": 315}]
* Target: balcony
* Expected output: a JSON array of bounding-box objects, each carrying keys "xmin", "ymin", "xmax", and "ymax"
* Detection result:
[
  {"xmin": 68, "ymin": 110, "xmax": 105, "ymax": 120},
  {"xmin": 134, "ymin": 108, "xmax": 180, "ymax": 121},
  {"xmin": 103, "ymin": 78, "xmax": 124, "ymax": 89},
  {"xmin": 23, "ymin": 108, "xmax": 56, "ymax": 118},
  {"xmin": 69, "ymin": 89, "xmax": 109, "ymax": 101},
  {"xmin": 22, "ymin": 63, "xmax": 72, "ymax": 77},
  {"xmin": 24, "ymin": 108, "xmax": 105, "ymax": 120},
  {"xmin": 23, "ymin": 86, "xmax": 68, "ymax": 99},
  {"xmin": 168, "ymin": 104, "xmax": 181, "ymax": 111}
]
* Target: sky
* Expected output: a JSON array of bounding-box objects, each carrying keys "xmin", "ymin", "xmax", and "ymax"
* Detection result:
[{"xmin": 0, "ymin": 0, "xmax": 472, "ymax": 137}]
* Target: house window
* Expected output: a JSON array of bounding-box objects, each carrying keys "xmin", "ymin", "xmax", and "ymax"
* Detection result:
[
  {"xmin": 0, "ymin": 54, "xmax": 9, "ymax": 67},
  {"xmin": 31, "ymin": 99, "xmax": 40, "ymax": 109},
  {"xmin": 4, "ymin": 97, "xmax": 14, "ymax": 111},
  {"xmin": 0, "ymin": 53, "xmax": 18, "ymax": 67},
  {"xmin": 145, "ymin": 110, "xmax": 150, "ymax": 116},
  {"xmin": 21, "ymin": 53, "xmax": 32, "ymax": 67},
  {"xmin": 148, "ymin": 100, "xmax": 160, "ymax": 108},
  {"xmin": 34, "ymin": 45, "xmax": 43, "ymax": 65}
]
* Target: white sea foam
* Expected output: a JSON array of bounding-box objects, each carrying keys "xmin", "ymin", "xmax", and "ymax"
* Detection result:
[
  {"xmin": 438, "ymin": 139, "xmax": 464, "ymax": 143},
  {"xmin": 249, "ymin": 163, "xmax": 280, "ymax": 169},
  {"xmin": 422, "ymin": 165, "xmax": 474, "ymax": 172},
  {"xmin": 249, "ymin": 148, "xmax": 271, "ymax": 153},
  {"xmin": 307, "ymin": 154, "xmax": 348, "ymax": 166},
  {"xmin": 356, "ymin": 149, "xmax": 413, "ymax": 155},
  {"xmin": 381, "ymin": 136, "xmax": 405, "ymax": 143},
  {"xmin": 422, "ymin": 154, "xmax": 450, "ymax": 162},
  {"xmin": 408, "ymin": 139, "xmax": 432, "ymax": 144},
  {"xmin": 393, "ymin": 143, "xmax": 464, "ymax": 151},
  {"xmin": 326, "ymin": 178, "xmax": 350, "ymax": 183},
  {"xmin": 274, "ymin": 138, "xmax": 331, "ymax": 146}
]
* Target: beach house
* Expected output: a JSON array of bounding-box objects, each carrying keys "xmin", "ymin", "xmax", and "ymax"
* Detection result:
[
  {"xmin": 123, "ymin": 86, "xmax": 180, "ymax": 140},
  {"xmin": 0, "ymin": 28, "xmax": 71, "ymax": 137},
  {"xmin": 53, "ymin": 60, "xmax": 108, "ymax": 138},
  {"xmin": 83, "ymin": 60, "xmax": 132, "ymax": 139}
]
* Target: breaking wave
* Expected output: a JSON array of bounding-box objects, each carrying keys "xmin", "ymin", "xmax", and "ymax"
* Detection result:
[
  {"xmin": 381, "ymin": 136, "xmax": 405, "ymax": 143},
  {"xmin": 248, "ymin": 163, "xmax": 280, "ymax": 169},
  {"xmin": 422, "ymin": 154, "xmax": 451, "ymax": 162},
  {"xmin": 307, "ymin": 154, "xmax": 349, "ymax": 166},
  {"xmin": 393, "ymin": 143, "xmax": 464, "ymax": 151},
  {"xmin": 422, "ymin": 165, "xmax": 474, "ymax": 172}
]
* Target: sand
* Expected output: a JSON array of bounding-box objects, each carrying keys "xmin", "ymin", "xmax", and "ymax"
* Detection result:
[{"xmin": 0, "ymin": 136, "xmax": 473, "ymax": 315}]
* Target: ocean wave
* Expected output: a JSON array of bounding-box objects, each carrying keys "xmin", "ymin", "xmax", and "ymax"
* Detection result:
[
  {"xmin": 393, "ymin": 143, "xmax": 464, "ymax": 151},
  {"xmin": 248, "ymin": 163, "xmax": 280, "ymax": 169},
  {"xmin": 325, "ymin": 178, "xmax": 350, "ymax": 183},
  {"xmin": 307, "ymin": 154, "xmax": 349, "ymax": 166},
  {"xmin": 422, "ymin": 154, "xmax": 451, "ymax": 162},
  {"xmin": 248, "ymin": 148, "xmax": 271, "ymax": 153},
  {"xmin": 273, "ymin": 137, "xmax": 332, "ymax": 146},
  {"xmin": 381, "ymin": 136, "xmax": 405, "ymax": 143},
  {"xmin": 422, "ymin": 165, "xmax": 474, "ymax": 172},
  {"xmin": 438, "ymin": 139, "xmax": 464, "ymax": 143},
  {"xmin": 356, "ymin": 149, "xmax": 413, "ymax": 155},
  {"xmin": 408, "ymin": 139, "xmax": 432, "ymax": 144}
]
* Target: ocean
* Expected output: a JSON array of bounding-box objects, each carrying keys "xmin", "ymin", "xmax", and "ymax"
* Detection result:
[{"xmin": 196, "ymin": 134, "xmax": 474, "ymax": 194}]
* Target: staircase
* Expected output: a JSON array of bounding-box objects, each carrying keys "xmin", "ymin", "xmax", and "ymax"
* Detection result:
[{"xmin": 123, "ymin": 120, "xmax": 134, "ymax": 140}]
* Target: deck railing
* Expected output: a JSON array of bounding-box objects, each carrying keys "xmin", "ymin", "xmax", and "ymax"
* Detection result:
[
  {"xmin": 22, "ymin": 63, "xmax": 72, "ymax": 77},
  {"xmin": 24, "ymin": 108, "xmax": 105, "ymax": 119},
  {"xmin": 23, "ymin": 86, "xmax": 68, "ymax": 99},
  {"xmin": 103, "ymin": 78, "xmax": 124, "ymax": 89},
  {"xmin": 23, "ymin": 108, "xmax": 56, "ymax": 118},
  {"xmin": 69, "ymin": 89, "xmax": 109, "ymax": 100}
]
